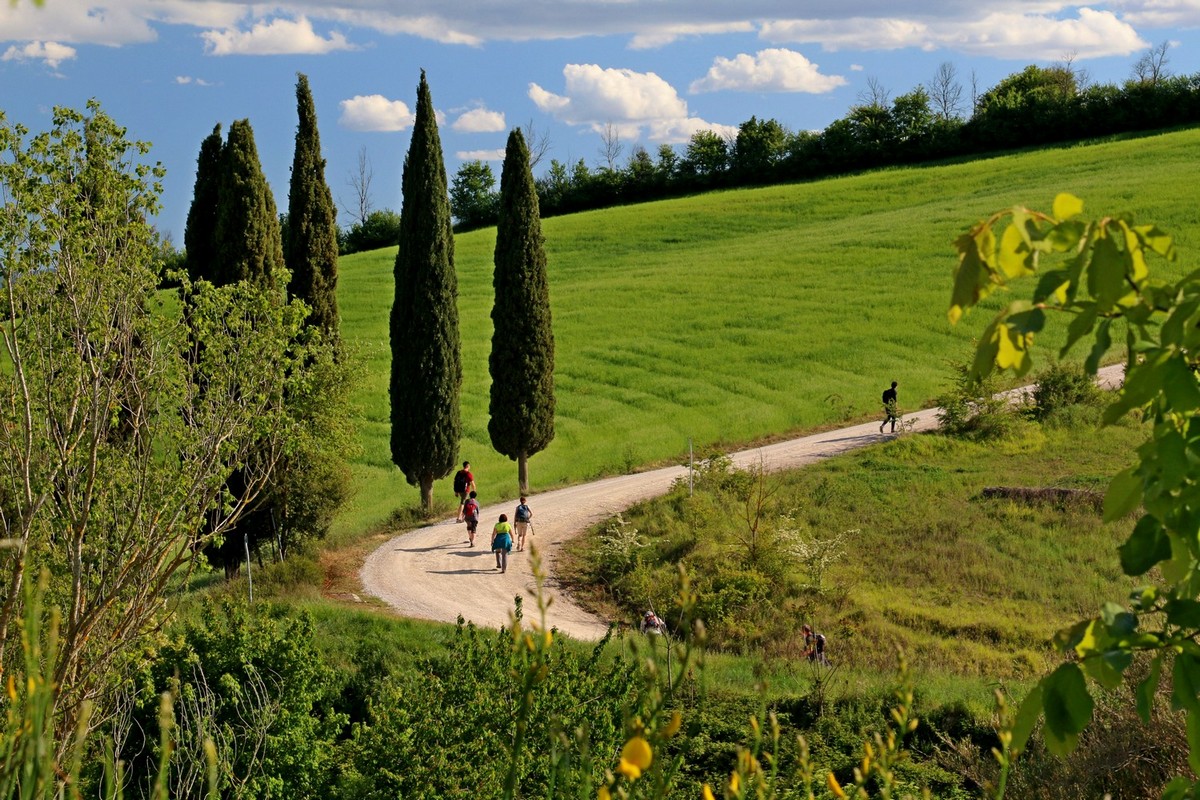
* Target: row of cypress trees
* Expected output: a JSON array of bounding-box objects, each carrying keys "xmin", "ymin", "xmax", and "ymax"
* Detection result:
[
  {"xmin": 390, "ymin": 71, "xmax": 555, "ymax": 509},
  {"xmin": 183, "ymin": 73, "xmax": 348, "ymax": 572}
]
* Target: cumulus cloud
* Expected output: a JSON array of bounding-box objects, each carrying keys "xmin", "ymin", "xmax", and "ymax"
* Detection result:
[
  {"xmin": 761, "ymin": 8, "xmax": 1146, "ymax": 59},
  {"xmin": 339, "ymin": 95, "xmax": 414, "ymax": 131},
  {"xmin": 1114, "ymin": 0, "xmax": 1200, "ymax": 27},
  {"xmin": 690, "ymin": 48, "xmax": 846, "ymax": 94},
  {"xmin": 530, "ymin": 64, "xmax": 687, "ymax": 125},
  {"xmin": 456, "ymin": 148, "xmax": 506, "ymax": 160},
  {"xmin": 202, "ymin": 16, "xmax": 354, "ymax": 55},
  {"xmin": 452, "ymin": 107, "xmax": 506, "ymax": 133},
  {"xmin": 530, "ymin": 63, "xmax": 734, "ymax": 144},
  {"xmin": 2, "ymin": 40, "xmax": 76, "ymax": 68}
]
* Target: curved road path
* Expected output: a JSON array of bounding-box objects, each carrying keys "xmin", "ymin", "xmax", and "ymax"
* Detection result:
[{"xmin": 361, "ymin": 365, "xmax": 1124, "ymax": 640}]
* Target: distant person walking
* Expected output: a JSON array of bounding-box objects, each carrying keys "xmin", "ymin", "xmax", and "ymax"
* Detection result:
[
  {"xmin": 463, "ymin": 490, "xmax": 481, "ymax": 547},
  {"xmin": 880, "ymin": 381, "xmax": 898, "ymax": 434},
  {"xmin": 491, "ymin": 514, "xmax": 513, "ymax": 573},
  {"xmin": 453, "ymin": 461, "xmax": 475, "ymax": 522},
  {"xmin": 514, "ymin": 496, "xmax": 533, "ymax": 551},
  {"xmin": 802, "ymin": 624, "xmax": 829, "ymax": 665}
]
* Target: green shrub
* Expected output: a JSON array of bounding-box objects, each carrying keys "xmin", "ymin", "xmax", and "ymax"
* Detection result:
[
  {"xmin": 935, "ymin": 361, "xmax": 1017, "ymax": 441},
  {"xmin": 1029, "ymin": 361, "xmax": 1103, "ymax": 422}
]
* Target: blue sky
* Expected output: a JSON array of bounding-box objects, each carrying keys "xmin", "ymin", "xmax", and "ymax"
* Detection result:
[{"xmin": 2, "ymin": 1, "xmax": 1199, "ymax": 242}]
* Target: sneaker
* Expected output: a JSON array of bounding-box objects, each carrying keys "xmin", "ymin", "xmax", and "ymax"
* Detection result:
[
  {"xmin": 879, "ymin": 423, "xmax": 885, "ymax": 433},
  {"xmin": 501, "ymin": 568, "xmax": 506, "ymax": 574}
]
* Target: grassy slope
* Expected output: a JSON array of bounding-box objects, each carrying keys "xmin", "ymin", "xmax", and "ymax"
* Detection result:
[{"xmin": 333, "ymin": 127, "xmax": 1200, "ymax": 539}]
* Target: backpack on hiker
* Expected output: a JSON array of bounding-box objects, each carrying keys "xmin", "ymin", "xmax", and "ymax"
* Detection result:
[
  {"xmin": 464, "ymin": 498, "xmax": 479, "ymax": 522},
  {"xmin": 453, "ymin": 470, "xmax": 469, "ymax": 493}
]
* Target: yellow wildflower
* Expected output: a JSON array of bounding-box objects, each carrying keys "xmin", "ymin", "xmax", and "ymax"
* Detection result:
[
  {"xmin": 598, "ymin": 786, "xmax": 611, "ymax": 800},
  {"xmin": 618, "ymin": 736, "xmax": 652, "ymax": 780},
  {"xmin": 729, "ymin": 771, "xmax": 740, "ymax": 794},
  {"xmin": 664, "ymin": 710, "xmax": 682, "ymax": 738},
  {"xmin": 827, "ymin": 771, "xmax": 848, "ymax": 799},
  {"xmin": 702, "ymin": 784, "xmax": 716, "ymax": 800}
]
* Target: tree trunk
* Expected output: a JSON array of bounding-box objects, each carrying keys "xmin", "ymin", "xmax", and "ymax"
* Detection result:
[
  {"xmin": 518, "ymin": 452, "xmax": 529, "ymax": 495},
  {"xmin": 420, "ymin": 476, "xmax": 434, "ymax": 512}
]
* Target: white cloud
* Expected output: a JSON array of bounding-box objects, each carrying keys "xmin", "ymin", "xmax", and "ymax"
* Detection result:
[
  {"xmin": 690, "ymin": 48, "xmax": 846, "ymax": 94},
  {"xmin": 453, "ymin": 107, "xmax": 506, "ymax": 133},
  {"xmin": 1115, "ymin": 0, "xmax": 1200, "ymax": 27},
  {"xmin": 202, "ymin": 16, "xmax": 354, "ymax": 55},
  {"xmin": 850, "ymin": 64, "xmax": 864, "ymax": 71},
  {"xmin": 338, "ymin": 95, "xmax": 414, "ymax": 131},
  {"xmin": 647, "ymin": 117, "xmax": 739, "ymax": 144},
  {"xmin": 456, "ymin": 148, "xmax": 506, "ymax": 160},
  {"xmin": 176, "ymin": 75, "xmax": 214, "ymax": 86},
  {"xmin": 1, "ymin": 40, "xmax": 76, "ymax": 68},
  {"xmin": 628, "ymin": 20, "xmax": 754, "ymax": 49},
  {"xmin": 530, "ymin": 64, "xmax": 688, "ymax": 125},
  {"xmin": 761, "ymin": 9, "xmax": 1146, "ymax": 59},
  {"xmin": 530, "ymin": 63, "xmax": 733, "ymax": 144}
]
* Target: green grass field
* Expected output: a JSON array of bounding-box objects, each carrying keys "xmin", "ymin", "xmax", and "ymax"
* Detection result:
[{"xmin": 332, "ymin": 127, "xmax": 1200, "ymax": 540}]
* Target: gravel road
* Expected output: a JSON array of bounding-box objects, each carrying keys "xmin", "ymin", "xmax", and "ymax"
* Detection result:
[{"xmin": 360, "ymin": 364, "xmax": 1125, "ymax": 640}]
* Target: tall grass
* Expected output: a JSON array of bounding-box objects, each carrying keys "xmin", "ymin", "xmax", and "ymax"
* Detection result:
[{"xmin": 333, "ymin": 127, "xmax": 1200, "ymax": 538}]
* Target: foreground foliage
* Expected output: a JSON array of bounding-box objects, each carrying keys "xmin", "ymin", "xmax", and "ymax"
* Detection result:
[
  {"xmin": 0, "ymin": 102, "xmax": 311, "ymax": 745},
  {"xmin": 951, "ymin": 194, "xmax": 1200, "ymax": 794}
]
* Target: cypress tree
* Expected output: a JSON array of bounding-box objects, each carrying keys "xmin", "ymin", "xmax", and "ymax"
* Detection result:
[
  {"xmin": 183, "ymin": 124, "xmax": 222, "ymax": 283},
  {"xmin": 285, "ymin": 73, "xmax": 340, "ymax": 338},
  {"xmin": 390, "ymin": 70, "xmax": 461, "ymax": 511},
  {"xmin": 489, "ymin": 128, "xmax": 555, "ymax": 494},
  {"xmin": 214, "ymin": 119, "xmax": 284, "ymax": 289}
]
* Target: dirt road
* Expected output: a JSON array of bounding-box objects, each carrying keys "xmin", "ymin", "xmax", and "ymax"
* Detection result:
[{"xmin": 360, "ymin": 365, "xmax": 1124, "ymax": 640}]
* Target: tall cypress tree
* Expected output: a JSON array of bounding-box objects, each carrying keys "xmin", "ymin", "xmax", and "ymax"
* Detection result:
[
  {"xmin": 214, "ymin": 119, "xmax": 285, "ymax": 290},
  {"xmin": 489, "ymin": 129, "xmax": 555, "ymax": 494},
  {"xmin": 183, "ymin": 124, "xmax": 222, "ymax": 283},
  {"xmin": 390, "ymin": 70, "xmax": 461, "ymax": 511},
  {"xmin": 285, "ymin": 73, "xmax": 340, "ymax": 338},
  {"xmin": 207, "ymin": 119, "xmax": 287, "ymax": 576}
]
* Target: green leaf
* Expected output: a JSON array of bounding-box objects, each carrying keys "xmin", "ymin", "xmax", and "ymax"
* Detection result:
[
  {"xmin": 1087, "ymin": 234, "xmax": 1127, "ymax": 312},
  {"xmin": 1104, "ymin": 467, "xmax": 1142, "ymax": 522},
  {"xmin": 1042, "ymin": 663, "xmax": 1093, "ymax": 756},
  {"xmin": 1083, "ymin": 318, "xmax": 1111, "ymax": 376},
  {"xmin": 1188, "ymin": 711, "xmax": 1200, "ymax": 776},
  {"xmin": 1009, "ymin": 683, "xmax": 1043, "ymax": 758},
  {"xmin": 1136, "ymin": 656, "xmax": 1163, "ymax": 723},
  {"xmin": 998, "ymin": 222, "xmax": 1035, "ymax": 278},
  {"xmin": 1059, "ymin": 304, "xmax": 1097, "ymax": 360},
  {"xmin": 1167, "ymin": 599, "xmax": 1200, "ymax": 628},
  {"xmin": 1134, "ymin": 223, "xmax": 1174, "ymax": 258},
  {"xmin": 1053, "ymin": 193, "xmax": 1084, "ymax": 221},
  {"xmin": 1174, "ymin": 653, "xmax": 1200, "ymax": 714},
  {"xmin": 1163, "ymin": 353, "xmax": 1200, "ymax": 412},
  {"xmin": 1119, "ymin": 515, "xmax": 1171, "ymax": 576},
  {"xmin": 1161, "ymin": 776, "xmax": 1195, "ymax": 800},
  {"xmin": 1033, "ymin": 268, "xmax": 1071, "ymax": 305},
  {"xmin": 1044, "ymin": 220, "xmax": 1086, "ymax": 254},
  {"xmin": 1100, "ymin": 602, "xmax": 1137, "ymax": 635},
  {"xmin": 950, "ymin": 230, "xmax": 996, "ymax": 324}
]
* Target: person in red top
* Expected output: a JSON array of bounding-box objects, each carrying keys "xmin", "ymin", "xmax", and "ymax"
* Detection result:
[
  {"xmin": 453, "ymin": 461, "xmax": 475, "ymax": 522},
  {"xmin": 462, "ymin": 490, "xmax": 481, "ymax": 546}
]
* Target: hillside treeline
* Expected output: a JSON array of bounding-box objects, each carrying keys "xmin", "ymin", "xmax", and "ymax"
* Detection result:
[{"xmin": 441, "ymin": 63, "xmax": 1200, "ymax": 233}]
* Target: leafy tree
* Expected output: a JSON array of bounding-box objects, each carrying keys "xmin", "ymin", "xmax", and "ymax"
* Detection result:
[
  {"xmin": 731, "ymin": 116, "xmax": 787, "ymax": 180},
  {"xmin": 285, "ymin": 72, "xmax": 340, "ymax": 338},
  {"xmin": 183, "ymin": 123, "xmax": 222, "ymax": 283},
  {"xmin": 949, "ymin": 193, "xmax": 1200, "ymax": 788},
  {"xmin": 213, "ymin": 119, "xmax": 285, "ymax": 290},
  {"xmin": 489, "ymin": 129, "xmax": 555, "ymax": 495},
  {"xmin": 0, "ymin": 103, "xmax": 305, "ymax": 744},
  {"xmin": 340, "ymin": 208, "xmax": 402, "ymax": 255},
  {"xmin": 390, "ymin": 71, "xmax": 461, "ymax": 511},
  {"xmin": 449, "ymin": 159, "xmax": 498, "ymax": 230},
  {"xmin": 682, "ymin": 130, "xmax": 728, "ymax": 179}
]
